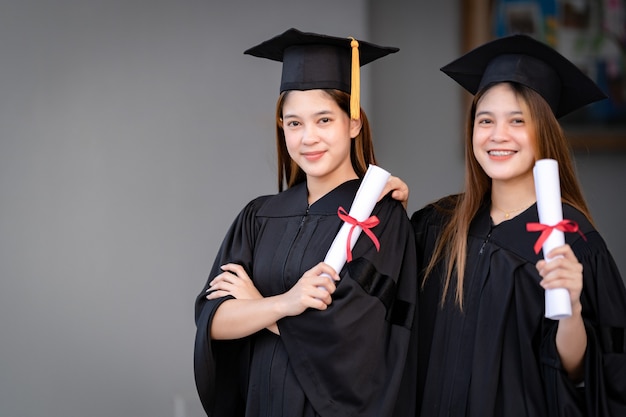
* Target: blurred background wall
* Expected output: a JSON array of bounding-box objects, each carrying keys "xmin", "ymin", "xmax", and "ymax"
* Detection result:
[{"xmin": 0, "ymin": 1, "xmax": 623, "ymax": 416}]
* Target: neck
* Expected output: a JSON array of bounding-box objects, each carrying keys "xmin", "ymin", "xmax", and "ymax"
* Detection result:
[
  {"xmin": 307, "ymin": 173, "xmax": 358, "ymax": 205},
  {"xmin": 490, "ymin": 178, "xmax": 536, "ymax": 223}
]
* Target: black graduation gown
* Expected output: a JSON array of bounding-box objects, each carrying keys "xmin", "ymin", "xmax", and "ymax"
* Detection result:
[
  {"xmin": 194, "ymin": 180, "xmax": 419, "ymax": 417},
  {"xmin": 411, "ymin": 195, "xmax": 626, "ymax": 417}
]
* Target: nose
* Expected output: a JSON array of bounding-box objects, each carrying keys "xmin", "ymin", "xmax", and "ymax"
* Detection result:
[
  {"xmin": 301, "ymin": 125, "xmax": 320, "ymax": 144},
  {"xmin": 490, "ymin": 122, "xmax": 509, "ymax": 142}
]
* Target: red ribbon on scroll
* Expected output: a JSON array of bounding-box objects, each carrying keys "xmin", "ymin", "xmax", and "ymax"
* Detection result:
[
  {"xmin": 337, "ymin": 206, "xmax": 380, "ymax": 262},
  {"xmin": 526, "ymin": 219, "xmax": 587, "ymax": 255}
]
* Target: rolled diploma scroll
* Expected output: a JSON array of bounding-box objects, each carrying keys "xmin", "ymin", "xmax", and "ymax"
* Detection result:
[
  {"xmin": 533, "ymin": 159, "xmax": 572, "ymax": 319},
  {"xmin": 322, "ymin": 164, "xmax": 390, "ymax": 277}
]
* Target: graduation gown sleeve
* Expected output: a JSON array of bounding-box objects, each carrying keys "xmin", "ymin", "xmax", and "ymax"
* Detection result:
[
  {"xmin": 540, "ymin": 205, "xmax": 626, "ymax": 417},
  {"xmin": 193, "ymin": 195, "xmax": 269, "ymax": 416}
]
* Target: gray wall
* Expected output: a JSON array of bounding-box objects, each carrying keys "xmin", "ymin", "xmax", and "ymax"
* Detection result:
[{"xmin": 0, "ymin": 1, "xmax": 623, "ymax": 417}]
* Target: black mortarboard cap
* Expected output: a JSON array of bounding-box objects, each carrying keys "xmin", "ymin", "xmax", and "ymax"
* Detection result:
[
  {"xmin": 440, "ymin": 34, "xmax": 607, "ymax": 118},
  {"xmin": 244, "ymin": 28, "xmax": 399, "ymax": 119}
]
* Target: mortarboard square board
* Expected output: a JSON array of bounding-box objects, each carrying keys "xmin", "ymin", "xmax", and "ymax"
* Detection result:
[
  {"xmin": 244, "ymin": 27, "xmax": 398, "ymax": 93},
  {"xmin": 440, "ymin": 34, "xmax": 607, "ymax": 118}
]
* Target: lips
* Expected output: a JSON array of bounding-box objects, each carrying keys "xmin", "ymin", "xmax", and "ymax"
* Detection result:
[
  {"xmin": 488, "ymin": 150, "xmax": 516, "ymax": 156},
  {"xmin": 302, "ymin": 151, "xmax": 325, "ymax": 161}
]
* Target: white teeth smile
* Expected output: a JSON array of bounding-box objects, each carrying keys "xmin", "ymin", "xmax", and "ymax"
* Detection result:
[{"xmin": 489, "ymin": 150, "xmax": 515, "ymax": 156}]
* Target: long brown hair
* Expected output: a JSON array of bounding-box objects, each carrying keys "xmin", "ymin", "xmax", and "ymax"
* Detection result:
[
  {"xmin": 274, "ymin": 89, "xmax": 377, "ymax": 191},
  {"xmin": 425, "ymin": 82, "xmax": 594, "ymax": 308}
]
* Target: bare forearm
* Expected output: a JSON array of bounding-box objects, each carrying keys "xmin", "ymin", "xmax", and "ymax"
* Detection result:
[
  {"xmin": 555, "ymin": 303, "xmax": 587, "ymax": 381},
  {"xmin": 208, "ymin": 263, "xmax": 337, "ymax": 339},
  {"xmin": 210, "ymin": 297, "xmax": 285, "ymax": 340}
]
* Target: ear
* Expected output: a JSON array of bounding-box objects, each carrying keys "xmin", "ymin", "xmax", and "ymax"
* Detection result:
[{"xmin": 349, "ymin": 117, "xmax": 363, "ymax": 139}]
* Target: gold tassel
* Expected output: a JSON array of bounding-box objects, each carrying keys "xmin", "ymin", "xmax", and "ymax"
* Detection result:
[{"xmin": 349, "ymin": 37, "xmax": 360, "ymax": 120}]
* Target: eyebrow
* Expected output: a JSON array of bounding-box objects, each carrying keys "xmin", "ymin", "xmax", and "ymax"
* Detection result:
[
  {"xmin": 282, "ymin": 109, "xmax": 334, "ymax": 119},
  {"xmin": 475, "ymin": 109, "xmax": 523, "ymax": 117}
]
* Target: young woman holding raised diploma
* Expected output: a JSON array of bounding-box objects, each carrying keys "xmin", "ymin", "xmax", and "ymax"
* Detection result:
[
  {"xmin": 391, "ymin": 34, "xmax": 626, "ymax": 416},
  {"xmin": 193, "ymin": 28, "xmax": 418, "ymax": 417}
]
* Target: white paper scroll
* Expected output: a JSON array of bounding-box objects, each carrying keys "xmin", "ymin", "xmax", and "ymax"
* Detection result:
[
  {"xmin": 533, "ymin": 159, "xmax": 572, "ymax": 320},
  {"xmin": 323, "ymin": 164, "xmax": 391, "ymax": 276}
]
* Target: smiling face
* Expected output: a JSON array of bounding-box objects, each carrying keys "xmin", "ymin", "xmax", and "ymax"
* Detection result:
[
  {"xmin": 472, "ymin": 83, "xmax": 537, "ymax": 188},
  {"xmin": 281, "ymin": 89, "xmax": 362, "ymax": 192}
]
